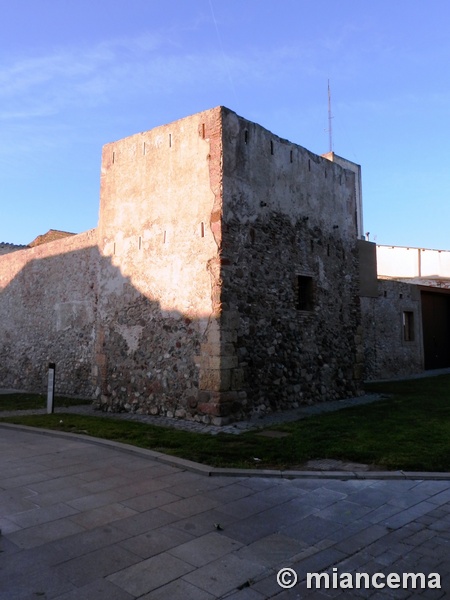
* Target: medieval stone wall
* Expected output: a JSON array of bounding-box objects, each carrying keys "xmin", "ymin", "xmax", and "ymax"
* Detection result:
[
  {"xmin": 0, "ymin": 106, "xmax": 366, "ymax": 423},
  {"xmin": 0, "ymin": 243, "xmax": 27, "ymax": 256},
  {"xmin": 210, "ymin": 109, "xmax": 364, "ymax": 418},
  {"xmin": 92, "ymin": 108, "xmax": 224, "ymax": 420},
  {"xmin": 361, "ymin": 279, "xmax": 424, "ymax": 380},
  {"xmin": 0, "ymin": 230, "xmax": 98, "ymax": 396}
]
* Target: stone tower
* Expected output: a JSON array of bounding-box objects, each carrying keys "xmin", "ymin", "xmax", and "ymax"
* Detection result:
[{"xmin": 95, "ymin": 106, "xmax": 363, "ymax": 423}]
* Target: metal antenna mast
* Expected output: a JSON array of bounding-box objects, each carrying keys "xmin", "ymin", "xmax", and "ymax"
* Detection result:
[{"xmin": 328, "ymin": 79, "xmax": 333, "ymax": 153}]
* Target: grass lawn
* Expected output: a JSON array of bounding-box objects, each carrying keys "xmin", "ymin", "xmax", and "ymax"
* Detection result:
[
  {"xmin": 0, "ymin": 394, "xmax": 91, "ymax": 411},
  {"xmin": 1, "ymin": 374, "xmax": 449, "ymax": 471}
]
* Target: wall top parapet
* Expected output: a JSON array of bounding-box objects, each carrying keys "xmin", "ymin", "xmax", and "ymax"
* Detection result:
[{"xmin": 377, "ymin": 244, "xmax": 450, "ymax": 280}]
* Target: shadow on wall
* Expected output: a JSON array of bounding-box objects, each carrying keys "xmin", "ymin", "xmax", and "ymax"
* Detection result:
[
  {"xmin": 0, "ymin": 223, "xmax": 366, "ymax": 424},
  {"xmin": 0, "ymin": 242, "xmax": 206, "ymax": 419}
]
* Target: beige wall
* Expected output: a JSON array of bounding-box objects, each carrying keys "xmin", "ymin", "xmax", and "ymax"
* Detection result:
[
  {"xmin": 98, "ymin": 108, "xmax": 221, "ymax": 317},
  {"xmin": 94, "ymin": 108, "xmax": 225, "ymax": 418},
  {"xmin": 377, "ymin": 245, "xmax": 450, "ymax": 279}
]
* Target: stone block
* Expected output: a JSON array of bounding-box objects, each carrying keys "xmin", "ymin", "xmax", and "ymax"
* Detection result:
[
  {"xmin": 221, "ymin": 311, "xmax": 240, "ymax": 330},
  {"xmin": 214, "ymin": 391, "xmax": 240, "ymax": 403},
  {"xmin": 187, "ymin": 395, "xmax": 198, "ymax": 408},
  {"xmin": 197, "ymin": 390, "xmax": 211, "ymax": 404},
  {"xmin": 221, "ymin": 330, "xmax": 238, "ymax": 343},
  {"xmin": 199, "ymin": 369, "xmax": 231, "ymax": 392},
  {"xmin": 231, "ymin": 368, "xmax": 245, "ymax": 390},
  {"xmin": 353, "ymin": 364, "xmax": 364, "ymax": 380},
  {"xmin": 211, "ymin": 416, "xmax": 233, "ymax": 426},
  {"xmin": 204, "ymin": 319, "xmax": 221, "ymax": 346},
  {"xmin": 200, "ymin": 343, "xmax": 222, "ymax": 358},
  {"xmin": 208, "ymin": 356, "xmax": 238, "ymax": 370},
  {"xmin": 222, "ymin": 343, "xmax": 235, "ymax": 355},
  {"xmin": 197, "ymin": 402, "xmax": 222, "ymax": 417}
]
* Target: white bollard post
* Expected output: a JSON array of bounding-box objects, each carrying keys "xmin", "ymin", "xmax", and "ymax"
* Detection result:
[{"xmin": 47, "ymin": 363, "xmax": 56, "ymax": 414}]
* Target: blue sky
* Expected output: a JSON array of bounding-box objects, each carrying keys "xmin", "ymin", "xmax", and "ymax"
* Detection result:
[{"xmin": 1, "ymin": 1, "xmax": 449, "ymax": 249}]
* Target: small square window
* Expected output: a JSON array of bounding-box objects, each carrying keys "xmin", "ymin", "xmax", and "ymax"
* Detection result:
[
  {"xmin": 296, "ymin": 276, "xmax": 314, "ymax": 311},
  {"xmin": 403, "ymin": 311, "xmax": 414, "ymax": 341}
]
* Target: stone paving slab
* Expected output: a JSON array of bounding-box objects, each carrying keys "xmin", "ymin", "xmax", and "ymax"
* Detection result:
[
  {"xmin": 2, "ymin": 419, "xmax": 449, "ymax": 482},
  {"xmin": 0, "ymin": 426, "xmax": 449, "ymax": 599}
]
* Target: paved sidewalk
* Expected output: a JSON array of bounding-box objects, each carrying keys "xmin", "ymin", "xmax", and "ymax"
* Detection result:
[{"xmin": 0, "ymin": 426, "xmax": 449, "ymax": 598}]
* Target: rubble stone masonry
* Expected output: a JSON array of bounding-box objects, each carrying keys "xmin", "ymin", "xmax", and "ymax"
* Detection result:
[
  {"xmin": 212, "ymin": 109, "xmax": 364, "ymax": 420},
  {"xmin": 0, "ymin": 107, "xmax": 364, "ymax": 423},
  {"xmin": 361, "ymin": 279, "xmax": 424, "ymax": 380},
  {"xmin": 0, "ymin": 230, "xmax": 98, "ymax": 396}
]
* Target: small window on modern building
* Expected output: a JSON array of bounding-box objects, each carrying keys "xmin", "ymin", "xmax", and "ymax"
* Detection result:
[
  {"xmin": 296, "ymin": 276, "xmax": 314, "ymax": 311},
  {"xmin": 403, "ymin": 311, "xmax": 415, "ymax": 341}
]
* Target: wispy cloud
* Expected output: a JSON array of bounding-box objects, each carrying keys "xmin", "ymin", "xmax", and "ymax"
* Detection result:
[
  {"xmin": 0, "ymin": 30, "xmax": 331, "ymax": 125},
  {"xmin": 0, "ymin": 33, "xmax": 170, "ymax": 119}
]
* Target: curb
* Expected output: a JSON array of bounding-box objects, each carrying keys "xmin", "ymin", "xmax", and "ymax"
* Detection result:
[{"xmin": 1, "ymin": 422, "xmax": 449, "ymax": 481}]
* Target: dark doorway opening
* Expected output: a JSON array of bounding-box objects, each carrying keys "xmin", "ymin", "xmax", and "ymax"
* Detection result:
[{"xmin": 421, "ymin": 290, "xmax": 450, "ymax": 370}]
